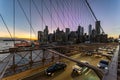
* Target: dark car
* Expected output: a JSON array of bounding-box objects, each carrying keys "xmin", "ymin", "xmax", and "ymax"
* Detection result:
[
  {"xmin": 97, "ymin": 60, "xmax": 109, "ymax": 70},
  {"xmin": 45, "ymin": 62, "xmax": 67, "ymax": 76}
]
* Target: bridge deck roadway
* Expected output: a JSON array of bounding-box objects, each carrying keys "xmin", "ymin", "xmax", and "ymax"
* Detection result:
[
  {"xmin": 1, "ymin": 44, "xmax": 118, "ymax": 80},
  {"xmin": 102, "ymin": 46, "xmax": 119, "ymax": 80},
  {"xmin": 22, "ymin": 52, "xmax": 110, "ymax": 80}
]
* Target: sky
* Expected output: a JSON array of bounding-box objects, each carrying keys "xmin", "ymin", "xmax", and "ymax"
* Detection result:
[
  {"xmin": 89, "ymin": 0, "xmax": 120, "ymax": 38},
  {"xmin": 0, "ymin": 0, "xmax": 120, "ymax": 39}
]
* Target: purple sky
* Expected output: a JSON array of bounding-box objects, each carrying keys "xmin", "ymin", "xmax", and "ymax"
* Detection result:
[{"xmin": 0, "ymin": 0, "xmax": 119, "ymax": 39}]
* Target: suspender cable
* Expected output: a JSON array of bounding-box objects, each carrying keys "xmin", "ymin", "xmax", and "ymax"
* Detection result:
[
  {"xmin": 13, "ymin": 0, "xmax": 16, "ymax": 74},
  {"xmin": 42, "ymin": 0, "xmax": 58, "ymax": 28},
  {"xmin": 84, "ymin": 0, "xmax": 105, "ymax": 34},
  {"xmin": 31, "ymin": 0, "xmax": 46, "ymax": 30},
  {"xmin": 56, "ymin": 0, "xmax": 65, "ymax": 27},
  {"xmin": 56, "ymin": 0, "xmax": 59, "ymax": 28},
  {"xmin": 0, "ymin": 13, "xmax": 13, "ymax": 40},
  {"xmin": 13, "ymin": 0, "xmax": 15, "ymax": 46},
  {"xmin": 51, "ymin": 0, "xmax": 66, "ymax": 29},
  {"xmin": 30, "ymin": 0, "xmax": 32, "ymax": 41},
  {"xmin": 69, "ymin": 0, "xmax": 78, "ymax": 29},
  {"xmin": 84, "ymin": 0, "xmax": 97, "ymax": 21},
  {"xmin": 17, "ymin": 0, "xmax": 36, "ymax": 38},
  {"xmin": 64, "ymin": 2, "xmax": 70, "ymax": 28},
  {"xmin": 63, "ymin": 0, "xmax": 73, "ymax": 29},
  {"xmin": 50, "ymin": 0, "xmax": 52, "ymax": 33},
  {"xmin": 62, "ymin": 0, "xmax": 65, "ymax": 28},
  {"xmin": 59, "ymin": 0, "xmax": 71, "ymax": 29},
  {"xmin": 41, "ymin": 0, "xmax": 43, "ymax": 31},
  {"xmin": 82, "ymin": 0, "xmax": 95, "ymax": 23}
]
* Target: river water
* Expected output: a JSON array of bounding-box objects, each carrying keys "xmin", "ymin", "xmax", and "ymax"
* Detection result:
[
  {"xmin": 0, "ymin": 41, "xmax": 55, "ymax": 77},
  {"xmin": 0, "ymin": 41, "xmax": 12, "ymax": 60},
  {"xmin": 0, "ymin": 41, "xmax": 52, "ymax": 63},
  {"xmin": 0, "ymin": 41, "xmax": 14, "ymax": 50},
  {"xmin": 0, "ymin": 41, "xmax": 20, "ymax": 60}
]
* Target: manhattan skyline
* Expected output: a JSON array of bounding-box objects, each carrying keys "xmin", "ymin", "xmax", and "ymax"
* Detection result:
[{"xmin": 0, "ymin": 0, "xmax": 119, "ymax": 39}]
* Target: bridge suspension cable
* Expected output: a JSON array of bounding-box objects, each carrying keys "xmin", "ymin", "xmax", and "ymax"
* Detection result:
[
  {"xmin": 13, "ymin": 0, "xmax": 15, "ymax": 46},
  {"xmin": 84, "ymin": 0, "xmax": 98, "ymax": 21},
  {"xmin": 17, "ymin": 0, "xmax": 37, "ymax": 38},
  {"xmin": 42, "ymin": 0, "xmax": 58, "ymax": 30},
  {"xmin": 51, "ymin": 0, "xmax": 66, "ymax": 29},
  {"xmin": 29, "ymin": 0, "xmax": 32, "ymax": 41},
  {"xmin": 0, "ymin": 54, "xmax": 13, "ymax": 80},
  {"xmin": 84, "ymin": 0, "xmax": 105, "ymax": 34},
  {"xmin": 0, "ymin": 13, "xmax": 13, "ymax": 40},
  {"xmin": 31, "ymin": 0, "xmax": 47, "ymax": 29}
]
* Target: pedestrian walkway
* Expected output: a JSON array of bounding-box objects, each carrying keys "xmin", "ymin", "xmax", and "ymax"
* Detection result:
[{"xmin": 102, "ymin": 46, "xmax": 119, "ymax": 80}]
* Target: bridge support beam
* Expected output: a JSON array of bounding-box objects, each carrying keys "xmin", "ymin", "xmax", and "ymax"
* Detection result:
[
  {"xmin": 29, "ymin": 49, "xmax": 33, "ymax": 68},
  {"xmin": 9, "ymin": 48, "xmax": 18, "ymax": 73},
  {"xmin": 47, "ymin": 49, "xmax": 104, "ymax": 80},
  {"xmin": 42, "ymin": 49, "xmax": 46, "ymax": 65}
]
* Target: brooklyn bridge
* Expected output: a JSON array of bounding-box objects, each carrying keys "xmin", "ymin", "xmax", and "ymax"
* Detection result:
[{"xmin": 0, "ymin": 0, "xmax": 119, "ymax": 80}]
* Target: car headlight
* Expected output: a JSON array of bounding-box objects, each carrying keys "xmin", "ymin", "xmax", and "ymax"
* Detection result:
[
  {"xmin": 48, "ymin": 73, "xmax": 51, "ymax": 75},
  {"xmin": 97, "ymin": 64, "xmax": 100, "ymax": 67},
  {"xmin": 105, "ymin": 67, "xmax": 108, "ymax": 70},
  {"xmin": 78, "ymin": 70, "xmax": 82, "ymax": 73}
]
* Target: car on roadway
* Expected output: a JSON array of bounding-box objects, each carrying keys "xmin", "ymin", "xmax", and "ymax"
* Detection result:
[
  {"xmin": 94, "ymin": 54, "xmax": 102, "ymax": 58},
  {"xmin": 45, "ymin": 62, "xmax": 67, "ymax": 76},
  {"xmin": 97, "ymin": 60, "xmax": 109, "ymax": 70},
  {"xmin": 72, "ymin": 61, "xmax": 89, "ymax": 75},
  {"xmin": 107, "ymin": 51, "xmax": 114, "ymax": 55},
  {"xmin": 86, "ymin": 51, "xmax": 92, "ymax": 56}
]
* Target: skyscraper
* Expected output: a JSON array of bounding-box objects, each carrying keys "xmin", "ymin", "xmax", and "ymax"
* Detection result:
[
  {"xmin": 38, "ymin": 31, "xmax": 44, "ymax": 43},
  {"xmin": 91, "ymin": 29, "xmax": 96, "ymax": 42},
  {"xmin": 77, "ymin": 25, "xmax": 81, "ymax": 36},
  {"xmin": 76, "ymin": 26, "xmax": 82, "ymax": 43},
  {"xmin": 65, "ymin": 28, "xmax": 70, "ymax": 41},
  {"xmin": 95, "ymin": 21, "xmax": 101, "ymax": 35},
  {"xmin": 88, "ymin": 24, "xmax": 92, "ymax": 36},
  {"xmin": 65, "ymin": 28, "xmax": 70, "ymax": 35},
  {"xmin": 44, "ymin": 25, "xmax": 49, "ymax": 42},
  {"xmin": 92, "ymin": 29, "xmax": 96, "ymax": 36},
  {"xmin": 81, "ymin": 27, "xmax": 84, "ymax": 35}
]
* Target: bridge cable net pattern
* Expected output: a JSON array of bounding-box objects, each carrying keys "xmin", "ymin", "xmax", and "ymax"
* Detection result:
[
  {"xmin": 0, "ymin": 54, "xmax": 13, "ymax": 80},
  {"xmin": 0, "ymin": 0, "xmax": 104, "ymax": 79},
  {"xmin": 47, "ymin": 49, "xmax": 104, "ymax": 80}
]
